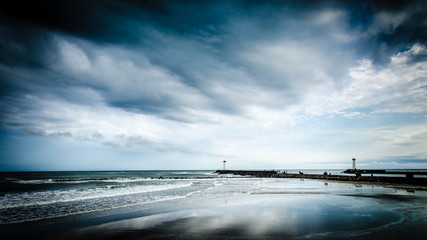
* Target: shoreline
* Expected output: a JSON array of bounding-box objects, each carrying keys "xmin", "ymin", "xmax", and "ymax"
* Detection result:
[{"xmin": 1, "ymin": 174, "xmax": 427, "ymax": 240}]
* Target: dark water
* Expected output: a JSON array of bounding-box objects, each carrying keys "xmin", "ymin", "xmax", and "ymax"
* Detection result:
[{"xmin": 0, "ymin": 170, "xmax": 217, "ymax": 224}]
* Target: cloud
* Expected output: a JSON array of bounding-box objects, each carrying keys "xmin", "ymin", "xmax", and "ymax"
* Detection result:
[
  {"xmin": 384, "ymin": 156, "xmax": 427, "ymax": 164},
  {"xmin": 103, "ymin": 141, "xmax": 122, "ymax": 149},
  {"xmin": 2, "ymin": 1, "xmax": 425, "ymax": 122},
  {"xmin": 76, "ymin": 132, "xmax": 104, "ymax": 141},
  {"xmin": 22, "ymin": 128, "xmax": 48, "ymax": 137},
  {"xmin": 345, "ymin": 0, "xmax": 427, "ymax": 64},
  {"xmin": 23, "ymin": 127, "xmax": 73, "ymax": 138},
  {"xmin": 303, "ymin": 43, "xmax": 427, "ymax": 117},
  {"xmin": 1, "ymin": 1, "xmax": 427, "ymax": 170},
  {"xmin": 54, "ymin": 36, "xmax": 212, "ymax": 121}
]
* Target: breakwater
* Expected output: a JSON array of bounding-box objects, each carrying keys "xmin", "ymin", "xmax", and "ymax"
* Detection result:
[
  {"xmin": 215, "ymin": 170, "xmax": 427, "ymax": 186},
  {"xmin": 215, "ymin": 170, "xmax": 278, "ymax": 177}
]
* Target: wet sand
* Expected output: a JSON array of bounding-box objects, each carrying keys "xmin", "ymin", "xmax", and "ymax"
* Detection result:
[{"xmin": 2, "ymin": 179, "xmax": 427, "ymax": 240}]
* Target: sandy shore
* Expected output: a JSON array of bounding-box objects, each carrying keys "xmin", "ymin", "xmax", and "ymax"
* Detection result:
[{"xmin": 2, "ymin": 179, "xmax": 427, "ymax": 240}]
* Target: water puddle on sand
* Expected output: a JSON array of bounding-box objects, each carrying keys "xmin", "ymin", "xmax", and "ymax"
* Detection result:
[{"xmin": 69, "ymin": 192, "xmax": 426, "ymax": 240}]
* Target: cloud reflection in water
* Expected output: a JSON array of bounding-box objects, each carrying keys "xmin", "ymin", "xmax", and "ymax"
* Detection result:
[{"xmin": 77, "ymin": 193, "xmax": 410, "ymax": 239}]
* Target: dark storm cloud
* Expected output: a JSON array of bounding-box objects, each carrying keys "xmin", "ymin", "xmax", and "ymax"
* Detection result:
[
  {"xmin": 1, "ymin": 0, "xmax": 427, "ymax": 126},
  {"xmin": 2, "ymin": 0, "xmax": 426, "ymax": 61},
  {"xmin": 374, "ymin": 2, "xmax": 426, "ymax": 64},
  {"xmin": 0, "ymin": 0, "xmax": 228, "ymax": 45},
  {"xmin": 1, "ymin": 0, "xmax": 135, "ymax": 43}
]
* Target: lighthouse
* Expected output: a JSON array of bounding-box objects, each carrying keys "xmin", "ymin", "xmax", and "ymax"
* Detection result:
[
  {"xmin": 223, "ymin": 160, "xmax": 227, "ymax": 170},
  {"xmin": 352, "ymin": 158, "xmax": 356, "ymax": 170}
]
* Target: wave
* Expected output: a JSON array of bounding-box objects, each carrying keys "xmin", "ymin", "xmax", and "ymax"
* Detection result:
[
  {"xmin": 12, "ymin": 175, "xmax": 220, "ymax": 185},
  {"xmin": 13, "ymin": 177, "xmax": 157, "ymax": 185},
  {"xmin": 0, "ymin": 194, "xmax": 189, "ymax": 225},
  {"xmin": 0, "ymin": 182, "xmax": 192, "ymax": 209}
]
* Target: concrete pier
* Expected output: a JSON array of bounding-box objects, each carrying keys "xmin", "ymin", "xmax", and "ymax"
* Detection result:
[
  {"xmin": 343, "ymin": 169, "xmax": 427, "ymax": 179},
  {"xmin": 215, "ymin": 170, "xmax": 427, "ymax": 186},
  {"xmin": 214, "ymin": 170, "xmax": 278, "ymax": 177},
  {"xmin": 276, "ymin": 172, "xmax": 427, "ymax": 185}
]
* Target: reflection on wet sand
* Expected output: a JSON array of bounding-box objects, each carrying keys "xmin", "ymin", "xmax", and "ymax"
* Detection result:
[{"xmin": 71, "ymin": 191, "xmax": 426, "ymax": 240}]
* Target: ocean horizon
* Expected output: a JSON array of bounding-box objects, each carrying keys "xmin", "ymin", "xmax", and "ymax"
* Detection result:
[{"xmin": 2, "ymin": 1, "xmax": 427, "ymax": 239}]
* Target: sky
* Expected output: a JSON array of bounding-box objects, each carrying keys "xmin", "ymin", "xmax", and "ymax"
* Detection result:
[{"xmin": 1, "ymin": 0, "xmax": 427, "ymax": 171}]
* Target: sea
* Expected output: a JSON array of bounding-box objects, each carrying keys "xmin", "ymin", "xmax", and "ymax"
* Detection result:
[
  {"xmin": 0, "ymin": 170, "xmax": 221, "ymax": 224},
  {"xmin": 1, "ymin": 169, "xmax": 427, "ymax": 236}
]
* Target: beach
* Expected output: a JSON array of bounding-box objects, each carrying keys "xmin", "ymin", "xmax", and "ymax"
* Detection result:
[
  {"xmin": 2, "ymin": 1, "xmax": 427, "ymax": 238},
  {"xmin": 1, "ymin": 171, "xmax": 427, "ymax": 239}
]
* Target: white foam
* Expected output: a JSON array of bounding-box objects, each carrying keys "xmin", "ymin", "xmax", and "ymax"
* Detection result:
[
  {"xmin": 0, "ymin": 182, "xmax": 192, "ymax": 209},
  {"xmin": 14, "ymin": 177, "xmax": 156, "ymax": 184},
  {"xmin": 15, "ymin": 179, "xmax": 54, "ymax": 184},
  {"xmin": 0, "ymin": 194, "xmax": 189, "ymax": 225}
]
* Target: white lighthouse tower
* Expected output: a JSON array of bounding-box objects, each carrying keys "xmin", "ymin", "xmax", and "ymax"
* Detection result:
[
  {"xmin": 223, "ymin": 160, "xmax": 227, "ymax": 170},
  {"xmin": 352, "ymin": 158, "xmax": 356, "ymax": 170}
]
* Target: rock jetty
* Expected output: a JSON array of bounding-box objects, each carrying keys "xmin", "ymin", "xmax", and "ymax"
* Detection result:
[
  {"xmin": 215, "ymin": 170, "xmax": 427, "ymax": 187},
  {"xmin": 214, "ymin": 170, "xmax": 278, "ymax": 177}
]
